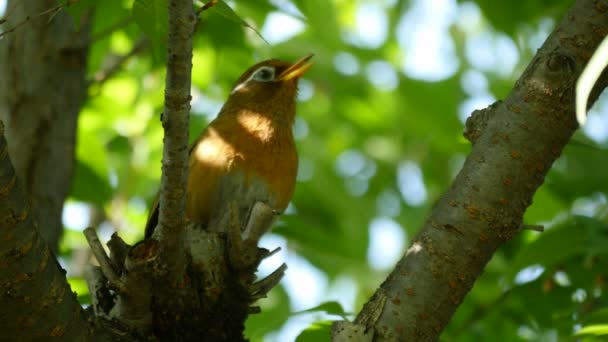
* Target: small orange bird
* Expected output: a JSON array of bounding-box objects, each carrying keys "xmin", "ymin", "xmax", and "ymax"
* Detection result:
[{"xmin": 145, "ymin": 54, "xmax": 314, "ymax": 238}]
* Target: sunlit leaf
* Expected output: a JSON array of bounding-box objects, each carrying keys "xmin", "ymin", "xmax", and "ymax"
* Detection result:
[
  {"xmin": 245, "ymin": 286, "xmax": 290, "ymax": 340},
  {"xmin": 68, "ymin": 277, "xmax": 90, "ymax": 304},
  {"xmin": 294, "ymin": 301, "xmax": 348, "ymax": 318},
  {"xmin": 295, "ymin": 320, "xmax": 332, "ymax": 342},
  {"xmin": 203, "ymin": 0, "xmax": 268, "ymax": 43},
  {"xmin": 576, "ymin": 324, "xmax": 608, "ymax": 337}
]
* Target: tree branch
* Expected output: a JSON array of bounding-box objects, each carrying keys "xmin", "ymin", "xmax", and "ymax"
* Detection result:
[
  {"xmin": 0, "ymin": 0, "xmax": 78, "ymax": 39},
  {"xmin": 336, "ymin": 0, "xmax": 608, "ymax": 340},
  {"xmin": 155, "ymin": 0, "xmax": 196, "ymax": 279},
  {"xmin": 84, "ymin": 227, "xmax": 126, "ymax": 292},
  {"xmin": 0, "ymin": 121, "xmax": 92, "ymax": 340}
]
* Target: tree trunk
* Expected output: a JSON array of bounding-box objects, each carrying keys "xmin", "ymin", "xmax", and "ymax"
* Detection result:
[{"xmin": 0, "ymin": 0, "xmax": 91, "ymax": 252}]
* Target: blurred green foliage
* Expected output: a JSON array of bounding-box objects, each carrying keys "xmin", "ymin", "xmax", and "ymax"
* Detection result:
[{"xmin": 55, "ymin": 0, "xmax": 608, "ymax": 340}]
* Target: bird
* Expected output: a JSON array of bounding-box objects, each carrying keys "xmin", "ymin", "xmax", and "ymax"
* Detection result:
[{"xmin": 145, "ymin": 54, "xmax": 314, "ymax": 238}]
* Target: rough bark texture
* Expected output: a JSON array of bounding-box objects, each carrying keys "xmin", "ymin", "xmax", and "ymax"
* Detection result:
[
  {"xmin": 157, "ymin": 0, "xmax": 195, "ymax": 250},
  {"xmin": 0, "ymin": 121, "xmax": 92, "ymax": 340},
  {"xmin": 334, "ymin": 0, "xmax": 608, "ymax": 341},
  {"xmin": 0, "ymin": 0, "xmax": 91, "ymax": 252},
  {"xmin": 81, "ymin": 202, "xmax": 283, "ymax": 341},
  {"xmin": 151, "ymin": 0, "xmax": 196, "ymax": 337}
]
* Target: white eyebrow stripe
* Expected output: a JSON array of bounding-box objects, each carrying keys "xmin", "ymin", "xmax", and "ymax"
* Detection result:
[
  {"xmin": 231, "ymin": 66, "xmax": 275, "ymax": 94},
  {"xmin": 232, "ymin": 82, "xmax": 246, "ymax": 94}
]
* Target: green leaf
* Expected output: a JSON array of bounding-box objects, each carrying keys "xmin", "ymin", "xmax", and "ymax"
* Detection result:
[
  {"xmin": 576, "ymin": 324, "xmax": 608, "ymax": 337},
  {"xmin": 245, "ymin": 286, "xmax": 291, "ymax": 340},
  {"xmin": 132, "ymin": 0, "xmax": 167, "ymax": 61},
  {"xmin": 508, "ymin": 279, "xmax": 576, "ymax": 328},
  {"xmin": 584, "ymin": 308, "xmax": 608, "ymax": 326},
  {"xmin": 59, "ymin": 0, "xmax": 96, "ymax": 30},
  {"xmin": 294, "ymin": 301, "xmax": 348, "ymax": 318},
  {"xmin": 293, "ymin": 0, "xmax": 340, "ymax": 50},
  {"xmin": 547, "ymin": 143, "xmax": 608, "ymax": 202},
  {"xmin": 295, "ymin": 320, "xmax": 333, "ymax": 342},
  {"xmin": 506, "ymin": 217, "xmax": 584, "ymax": 282},
  {"xmin": 506, "ymin": 216, "xmax": 608, "ymax": 282},
  {"xmin": 524, "ymin": 185, "xmax": 566, "ymax": 223},
  {"xmin": 70, "ymin": 159, "xmax": 113, "ymax": 206},
  {"xmin": 67, "ymin": 277, "xmax": 90, "ymax": 304},
  {"xmin": 467, "ymin": 0, "xmax": 571, "ymax": 36},
  {"xmin": 204, "ymin": 0, "xmax": 268, "ymax": 43}
]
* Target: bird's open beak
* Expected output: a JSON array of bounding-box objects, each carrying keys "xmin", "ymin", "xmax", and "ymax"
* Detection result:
[{"xmin": 278, "ymin": 53, "xmax": 314, "ymax": 81}]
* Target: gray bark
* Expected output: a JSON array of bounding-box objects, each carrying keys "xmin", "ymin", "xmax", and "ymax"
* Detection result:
[{"xmin": 0, "ymin": 0, "xmax": 91, "ymax": 252}]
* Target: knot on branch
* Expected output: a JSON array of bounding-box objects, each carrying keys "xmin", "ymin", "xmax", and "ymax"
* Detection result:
[
  {"xmin": 332, "ymin": 289, "xmax": 387, "ymax": 341},
  {"xmin": 464, "ymin": 100, "xmax": 502, "ymax": 144}
]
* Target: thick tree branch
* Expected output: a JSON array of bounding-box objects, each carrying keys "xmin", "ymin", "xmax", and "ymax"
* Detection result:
[
  {"xmin": 0, "ymin": 121, "xmax": 92, "ymax": 340},
  {"xmin": 336, "ymin": 0, "xmax": 608, "ymax": 340}
]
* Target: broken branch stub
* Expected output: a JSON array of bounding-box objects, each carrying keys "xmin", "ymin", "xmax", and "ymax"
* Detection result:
[{"xmin": 82, "ymin": 200, "xmax": 286, "ymax": 340}]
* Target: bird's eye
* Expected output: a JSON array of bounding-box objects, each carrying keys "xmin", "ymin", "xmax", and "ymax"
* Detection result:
[{"xmin": 251, "ymin": 66, "xmax": 275, "ymax": 82}]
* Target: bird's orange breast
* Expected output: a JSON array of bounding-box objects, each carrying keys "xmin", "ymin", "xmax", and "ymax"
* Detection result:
[{"xmin": 186, "ymin": 110, "xmax": 298, "ymax": 226}]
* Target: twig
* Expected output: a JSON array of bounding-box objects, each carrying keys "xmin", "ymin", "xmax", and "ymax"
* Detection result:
[
  {"xmin": 0, "ymin": 0, "xmax": 20, "ymax": 26},
  {"xmin": 0, "ymin": 0, "xmax": 79, "ymax": 39},
  {"xmin": 84, "ymin": 227, "xmax": 126, "ymax": 293},
  {"xmin": 195, "ymin": 0, "xmax": 218, "ymax": 16},
  {"xmin": 521, "ymin": 224, "xmax": 545, "ymax": 232},
  {"xmin": 260, "ymin": 246, "xmax": 282, "ymax": 260},
  {"xmin": 249, "ymin": 263, "xmax": 287, "ymax": 300},
  {"xmin": 88, "ymin": 37, "xmax": 148, "ymax": 86},
  {"xmin": 0, "ymin": 16, "xmax": 30, "ymax": 38}
]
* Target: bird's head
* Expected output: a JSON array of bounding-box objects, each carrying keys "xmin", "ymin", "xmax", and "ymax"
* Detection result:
[{"xmin": 221, "ymin": 54, "xmax": 314, "ymax": 126}]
